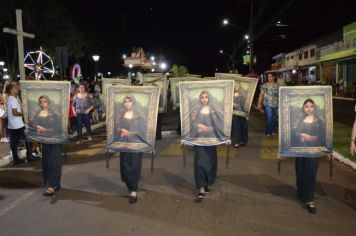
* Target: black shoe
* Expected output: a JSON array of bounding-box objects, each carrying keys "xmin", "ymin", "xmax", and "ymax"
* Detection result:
[
  {"xmin": 27, "ymin": 156, "xmax": 36, "ymax": 162},
  {"xmin": 306, "ymin": 203, "xmax": 317, "ymax": 214},
  {"xmin": 196, "ymin": 192, "xmax": 205, "ymax": 202},
  {"xmin": 204, "ymin": 186, "xmax": 210, "ymax": 194},
  {"xmin": 129, "ymin": 195, "xmax": 138, "ymax": 204},
  {"xmin": 12, "ymin": 159, "xmax": 25, "ymax": 165},
  {"xmin": 42, "ymin": 188, "xmax": 55, "ymax": 197}
]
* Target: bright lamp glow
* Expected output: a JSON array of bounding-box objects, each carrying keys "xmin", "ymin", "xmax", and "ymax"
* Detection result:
[
  {"xmin": 122, "ymin": 54, "xmax": 127, "ymax": 59},
  {"xmin": 92, "ymin": 55, "xmax": 100, "ymax": 61},
  {"xmin": 244, "ymin": 34, "xmax": 249, "ymax": 40},
  {"xmin": 3, "ymin": 68, "xmax": 8, "ymax": 72},
  {"xmin": 151, "ymin": 68, "xmax": 155, "ymax": 72},
  {"xmin": 219, "ymin": 50, "xmax": 223, "ymax": 54},
  {"xmin": 150, "ymin": 56, "xmax": 155, "ymax": 61},
  {"xmin": 223, "ymin": 19, "xmax": 229, "ymax": 25},
  {"xmin": 128, "ymin": 64, "xmax": 133, "ymax": 68},
  {"xmin": 107, "ymin": 71, "xmax": 111, "ymax": 75},
  {"xmin": 160, "ymin": 62, "xmax": 167, "ymax": 70},
  {"xmin": 0, "ymin": 61, "xmax": 4, "ymax": 66}
]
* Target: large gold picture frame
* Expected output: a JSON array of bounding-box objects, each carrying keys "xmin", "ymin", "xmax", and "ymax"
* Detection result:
[
  {"xmin": 215, "ymin": 74, "xmax": 258, "ymax": 117},
  {"xmin": 102, "ymin": 78, "xmax": 131, "ymax": 105},
  {"xmin": 179, "ymin": 80, "xmax": 234, "ymax": 146},
  {"xmin": 106, "ymin": 85, "xmax": 160, "ymax": 152},
  {"xmin": 20, "ymin": 80, "xmax": 70, "ymax": 144},
  {"xmin": 279, "ymin": 86, "xmax": 333, "ymax": 157},
  {"xmin": 143, "ymin": 75, "xmax": 168, "ymax": 113},
  {"xmin": 170, "ymin": 77, "xmax": 211, "ymax": 109}
]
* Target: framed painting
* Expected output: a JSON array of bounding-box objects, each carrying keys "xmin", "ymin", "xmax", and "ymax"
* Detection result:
[
  {"xmin": 102, "ymin": 78, "xmax": 131, "ymax": 105},
  {"xmin": 20, "ymin": 81, "xmax": 70, "ymax": 144},
  {"xmin": 143, "ymin": 75, "xmax": 168, "ymax": 113},
  {"xmin": 170, "ymin": 77, "xmax": 207, "ymax": 109},
  {"xmin": 179, "ymin": 80, "xmax": 234, "ymax": 146},
  {"xmin": 106, "ymin": 85, "xmax": 160, "ymax": 153},
  {"xmin": 279, "ymin": 86, "xmax": 333, "ymax": 157},
  {"xmin": 215, "ymin": 74, "xmax": 258, "ymax": 117}
]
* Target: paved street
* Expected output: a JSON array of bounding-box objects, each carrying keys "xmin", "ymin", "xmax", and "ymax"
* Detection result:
[{"xmin": 0, "ymin": 109, "xmax": 356, "ymax": 236}]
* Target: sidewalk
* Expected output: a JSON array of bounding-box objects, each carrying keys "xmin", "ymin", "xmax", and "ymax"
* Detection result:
[{"xmin": 0, "ymin": 122, "xmax": 106, "ymax": 167}]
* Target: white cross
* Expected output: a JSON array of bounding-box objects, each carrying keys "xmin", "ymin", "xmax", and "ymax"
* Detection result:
[{"xmin": 3, "ymin": 9, "xmax": 35, "ymax": 80}]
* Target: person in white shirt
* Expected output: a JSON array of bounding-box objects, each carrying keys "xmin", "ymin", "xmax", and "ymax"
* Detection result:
[{"xmin": 7, "ymin": 83, "xmax": 35, "ymax": 165}]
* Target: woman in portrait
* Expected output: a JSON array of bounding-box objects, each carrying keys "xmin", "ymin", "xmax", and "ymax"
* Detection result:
[
  {"xmin": 116, "ymin": 95, "xmax": 146, "ymax": 204},
  {"xmin": 190, "ymin": 91, "xmax": 223, "ymax": 201},
  {"xmin": 31, "ymin": 95, "xmax": 62, "ymax": 196},
  {"xmin": 231, "ymin": 82, "xmax": 248, "ymax": 148},
  {"xmin": 293, "ymin": 98, "xmax": 326, "ymax": 214}
]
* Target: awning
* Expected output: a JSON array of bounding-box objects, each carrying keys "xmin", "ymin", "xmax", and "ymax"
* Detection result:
[{"xmin": 278, "ymin": 66, "xmax": 297, "ymax": 72}]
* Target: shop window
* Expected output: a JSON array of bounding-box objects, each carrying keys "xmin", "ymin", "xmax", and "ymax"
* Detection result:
[{"xmin": 291, "ymin": 55, "xmax": 294, "ymax": 59}]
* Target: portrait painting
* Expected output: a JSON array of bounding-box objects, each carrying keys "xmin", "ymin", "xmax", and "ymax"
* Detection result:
[
  {"xmin": 102, "ymin": 78, "xmax": 131, "ymax": 105},
  {"xmin": 170, "ymin": 77, "xmax": 207, "ymax": 109},
  {"xmin": 216, "ymin": 74, "xmax": 258, "ymax": 117},
  {"xmin": 106, "ymin": 85, "xmax": 160, "ymax": 152},
  {"xmin": 143, "ymin": 75, "xmax": 168, "ymax": 113},
  {"xmin": 179, "ymin": 80, "xmax": 234, "ymax": 146},
  {"xmin": 279, "ymin": 86, "xmax": 333, "ymax": 157},
  {"xmin": 20, "ymin": 81, "xmax": 70, "ymax": 144}
]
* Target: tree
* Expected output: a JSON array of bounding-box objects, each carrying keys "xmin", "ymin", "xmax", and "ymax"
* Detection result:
[
  {"xmin": 169, "ymin": 64, "xmax": 189, "ymax": 77},
  {"xmin": 0, "ymin": 0, "xmax": 87, "ymax": 78}
]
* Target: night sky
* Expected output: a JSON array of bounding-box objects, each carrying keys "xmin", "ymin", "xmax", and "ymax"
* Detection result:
[{"xmin": 5, "ymin": 0, "xmax": 356, "ymax": 76}]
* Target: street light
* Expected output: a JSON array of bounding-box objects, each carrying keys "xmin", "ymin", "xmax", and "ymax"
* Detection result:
[
  {"xmin": 150, "ymin": 56, "xmax": 155, "ymax": 61},
  {"xmin": 0, "ymin": 61, "xmax": 4, "ymax": 66},
  {"xmin": 92, "ymin": 55, "xmax": 100, "ymax": 80},
  {"xmin": 122, "ymin": 54, "xmax": 127, "ymax": 59},
  {"xmin": 159, "ymin": 62, "xmax": 167, "ymax": 70},
  {"xmin": 222, "ymin": 19, "xmax": 229, "ymax": 25}
]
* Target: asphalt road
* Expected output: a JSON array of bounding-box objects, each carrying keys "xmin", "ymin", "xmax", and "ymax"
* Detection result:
[{"xmin": 1, "ymin": 112, "xmax": 356, "ymax": 236}]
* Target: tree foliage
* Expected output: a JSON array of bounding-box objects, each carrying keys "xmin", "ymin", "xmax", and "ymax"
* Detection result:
[{"xmin": 0, "ymin": 0, "xmax": 87, "ymax": 76}]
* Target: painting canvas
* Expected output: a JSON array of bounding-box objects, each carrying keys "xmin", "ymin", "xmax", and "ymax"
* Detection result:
[
  {"xmin": 170, "ymin": 77, "xmax": 209, "ymax": 109},
  {"xmin": 102, "ymin": 78, "xmax": 131, "ymax": 105},
  {"xmin": 143, "ymin": 75, "xmax": 168, "ymax": 113},
  {"xmin": 279, "ymin": 86, "xmax": 333, "ymax": 157},
  {"xmin": 106, "ymin": 85, "xmax": 160, "ymax": 152},
  {"xmin": 215, "ymin": 74, "xmax": 258, "ymax": 117},
  {"xmin": 20, "ymin": 81, "xmax": 70, "ymax": 144},
  {"xmin": 179, "ymin": 80, "xmax": 234, "ymax": 146}
]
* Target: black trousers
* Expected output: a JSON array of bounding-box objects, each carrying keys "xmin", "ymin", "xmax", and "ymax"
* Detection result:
[
  {"xmin": 295, "ymin": 157, "xmax": 319, "ymax": 203},
  {"xmin": 194, "ymin": 146, "xmax": 217, "ymax": 189},
  {"xmin": 120, "ymin": 152, "xmax": 142, "ymax": 192},
  {"xmin": 156, "ymin": 113, "xmax": 162, "ymax": 140},
  {"xmin": 231, "ymin": 115, "xmax": 248, "ymax": 145},
  {"xmin": 42, "ymin": 144, "xmax": 62, "ymax": 189},
  {"xmin": 8, "ymin": 127, "xmax": 33, "ymax": 162}
]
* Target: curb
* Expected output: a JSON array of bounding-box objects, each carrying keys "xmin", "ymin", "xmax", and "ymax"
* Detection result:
[
  {"xmin": 333, "ymin": 151, "xmax": 356, "ymax": 170},
  {"xmin": 0, "ymin": 122, "xmax": 106, "ymax": 168}
]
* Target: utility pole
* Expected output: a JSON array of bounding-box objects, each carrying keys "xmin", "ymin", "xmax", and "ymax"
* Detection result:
[{"xmin": 249, "ymin": 0, "xmax": 254, "ymax": 73}]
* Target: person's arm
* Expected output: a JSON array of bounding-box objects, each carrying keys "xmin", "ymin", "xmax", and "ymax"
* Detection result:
[
  {"xmin": 257, "ymin": 89, "xmax": 264, "ymax": 111},
  {"xmin": 350, "ymin": 117, "xmax": 356, "ymax": 155}
]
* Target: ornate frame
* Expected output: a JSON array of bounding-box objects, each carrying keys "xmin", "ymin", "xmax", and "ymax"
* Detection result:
[
  {"xmin": 279, "ymin": 86, "xmax": 333, "ymax": 157},
  {"xmin": 20, "ymin": 80, "xmax": 70, "ymax": 144},
  {"xmin": 106, "ymin": 85, "xmax": 160, "ymax": 152},
  {"xmin": 215, "ymin": 74, "xmax": 258, "ymax": 117},
  {"xmin": 102, "ymin": 78, "xmax": 131, "ymax": 105},
  {"xmin": 179, "ymin": 80, "xmax": 234, "ymax": 146},
  {"xmin": 143, "ymin": 75, "xmax": 168, "ymax": 113}
]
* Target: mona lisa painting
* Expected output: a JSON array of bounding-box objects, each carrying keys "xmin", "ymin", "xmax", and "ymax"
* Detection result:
[
  {"xmin": 106, "ymin": 85, "xmax": 160, "ymax": 152},
  {"xmin": 279, "ymin": 86, "xmax": 333, "ymax": 157},
  {"xmin": 20, "ymin": 81, "xmax": 70, "ymax": 144},
  {"xmin": 179, "ymin": 80, "xmax": 234, "ymax": 146}
]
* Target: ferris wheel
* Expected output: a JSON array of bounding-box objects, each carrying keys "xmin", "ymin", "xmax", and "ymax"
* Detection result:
[{"xmin": 24, "ymin": 49, "xmax": 55, "ymax": 80}]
